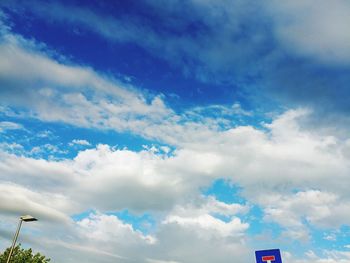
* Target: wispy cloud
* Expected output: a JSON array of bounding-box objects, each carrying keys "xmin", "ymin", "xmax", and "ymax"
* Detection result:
[
  {"xmin": 0, "ymin": 28, "xmax": 256, "ymax": 146},
  {"xmin": 69, "ymin": 139, "xmax": 91, "ymax": 147},
  {"xmin": 3, "ymin": 0, "xmax": 349, "ymax": 121},
  {"xmin": 0, "ymin": 121, "xmax": 23, "ymax": 132}
]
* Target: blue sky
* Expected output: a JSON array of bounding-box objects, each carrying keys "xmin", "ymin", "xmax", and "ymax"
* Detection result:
[{"xmin": 1, "ymin": 1, "xmax": 350, "ymax": 262}]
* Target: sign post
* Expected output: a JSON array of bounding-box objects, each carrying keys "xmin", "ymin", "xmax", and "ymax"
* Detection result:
[{"xmin": 255, "ymin": 249, "xmax": 282, "ymax": 263}]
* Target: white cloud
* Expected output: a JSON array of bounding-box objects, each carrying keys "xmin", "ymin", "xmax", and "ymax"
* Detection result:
[
  {"xmin": 6, "ymin": 0, "xmax": 350, "ymax": 78},
  {"xmin": 163, "ymin": 214, "xmax": 248, "ymax": 238},
  {"xmin": 324, "ymin": 233, "xmax": 337, "ymax": 241},
  {"xmin": 0, "ymin": 121, "xmax": 23, "ymax": 132},
  {"xmin": 0, "ymin": 34, "xmax": 177, "ymax": 141},
  {"xmin": 0, "ymin": 27, "xmax": 349, "ymax": 256},
  {"xmin": 1, "ymin": 109, "xmax": 350, "ymax": 223},
  {"xmin": 77, "ymin": 213, "xmax": 156, "ymax": 244},
  {"xmin": 204, "ymin": 196, "xmax": 248, "ymax": 216},
  {"xmin": 284, "ymin": 249, "xmax": 350, "ymax": 263},
  {"xmin": 69, "ymin": 139, "xmax": 91, "ymax": 147},
  {"xmin": 0, "ymin": 207, "xmax": 249, "ymax": 263},
  {"xmin": 0, "ymin": 31, "xmax": 231, "ymax": 146},
  {"xmin": 161, "ymin": 197, "xmax": 249, "ymax": 239},
  {"xmin": 262, "ymin": 190, "xmax": 350, "ymax": 230},
  {"xmin": 0, "ymin": 183, "xmax": 72, "ymax": 223},
  {"xmin": 36, "ymin": 130, "xmax": 54, "ymax": 138},
  {"xmin": 0, "ymin": 151, "xmax": 78, "ymax": 203},
  {"xmin": 0, "ymin": 0, "xmax": 269, "ymax": 81},
  {"xmin": 0, "ymin": 145, "xmax": 187, "ymax": 212},
  {"xmin": 0, "ymin": 142, "xmax": 24, "ymax": 153},
  {"xmin": 266, "ymin": 0, "xmax": 350, "ymax": 64},
  {"xmin": 1, "ymin": 2, "xmax": 350, "ymax": 262},
  {"xmin": 1, "ymin": 109, "xmax": 350, "ymax": 261}
]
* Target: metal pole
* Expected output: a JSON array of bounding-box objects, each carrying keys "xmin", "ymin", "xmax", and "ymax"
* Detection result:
[{"xmin": 6, "ymin": 218, "xmax": 23, "ymax": 263}]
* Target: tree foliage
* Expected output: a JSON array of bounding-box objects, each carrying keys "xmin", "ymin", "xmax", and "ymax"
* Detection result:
[{"xmin": 0, "ymin": 244, "xmax": 50, "ymax": 263}]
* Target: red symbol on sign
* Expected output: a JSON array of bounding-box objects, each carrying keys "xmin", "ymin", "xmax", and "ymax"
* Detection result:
[{"xmin": 262, "ymin": 256, "xmax": 275, "ymax": 262}]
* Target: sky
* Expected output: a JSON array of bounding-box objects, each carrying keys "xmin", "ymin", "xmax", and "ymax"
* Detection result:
[{"xmin": 1, "ymin": 0, "xmax": 350, "ymax": 262}]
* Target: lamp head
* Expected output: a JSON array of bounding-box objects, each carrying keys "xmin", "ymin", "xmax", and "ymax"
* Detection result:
[{"xmin": 20, "ymin": 215, "xmax": 38, "ymax": 222}]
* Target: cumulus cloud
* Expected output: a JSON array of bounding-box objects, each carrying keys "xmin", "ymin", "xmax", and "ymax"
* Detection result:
[
  {"xmin": 263, "ymin": 190, "xmax": 350, "ymax": 230},
  {"xmin": 77, "ymin": 213, "xmax": 156, "ymax": 245},
  {"xmin": 1, "ymin": 108, "xmax": 350, "ymax": 261},
  {"xmin": 203, "ymin": 196, "xmax": 248, "ymax": 216},
  {"xmin": 163, "ymin": 202, "xmax": 249, "ymax": 238},
  {"xmin": 21, "ymin": 210, "xmax": 249, "ymax": 263},
  {"xmin": 0, "ymin": 143, "xmax": 201, "ymax": 213},
  {"xmin": 1, "ymin": 109, "xmax": 350, "ymax": 226},
  {"xmin": 0, "ymin": 198, "xmax": 249, "ymax": 262}
]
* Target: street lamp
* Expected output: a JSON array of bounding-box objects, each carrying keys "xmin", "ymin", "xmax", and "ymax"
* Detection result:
[{"xmin": 6, "ymin": 215, "xmax": 38, "ymax": 263}]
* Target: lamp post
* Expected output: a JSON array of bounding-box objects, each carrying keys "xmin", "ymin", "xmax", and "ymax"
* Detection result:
[{"xmin": 6, "ymin": 215, "xmax": 38, "ymax": 263}]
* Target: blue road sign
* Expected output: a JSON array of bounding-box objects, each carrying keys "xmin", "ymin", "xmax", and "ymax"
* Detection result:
[{"xmin": 255, "ymin": 249, "xmax": 282, "ymax": 263}]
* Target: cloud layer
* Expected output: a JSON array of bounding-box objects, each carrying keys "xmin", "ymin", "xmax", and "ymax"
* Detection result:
[{"xmin": 1, "ymin": 1, "xmax": 350, "ymax": 262}]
